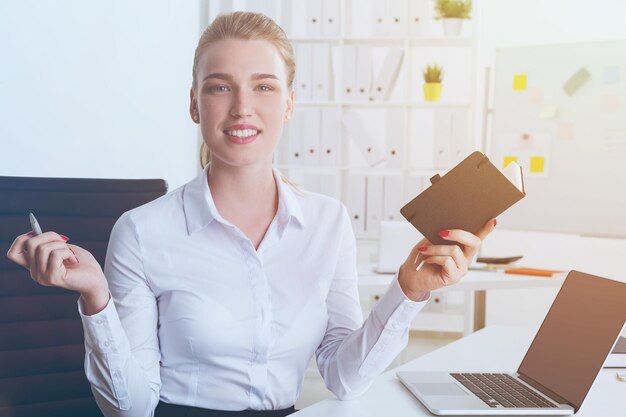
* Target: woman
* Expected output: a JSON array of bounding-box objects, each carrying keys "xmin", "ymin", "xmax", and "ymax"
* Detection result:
[{"xmin": 7, "ymin": 11, "xmax": 495, "ymax": 417}]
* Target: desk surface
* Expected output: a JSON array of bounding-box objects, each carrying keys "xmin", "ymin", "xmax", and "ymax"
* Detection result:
[
  {"xmin": 358, "ymin": 266, "xmax": 567, "ymax": 292},
  {"xmin": 293, "ymin": 326, "xmax": 624, "ymax": 417}
]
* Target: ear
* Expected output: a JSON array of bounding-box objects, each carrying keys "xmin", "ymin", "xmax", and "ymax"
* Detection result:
[
  {"xmin": 189, "ymin": 87, "xmax": 199, "ymax": 124},
  {"xmin": 284, "ymin": 88, "xmax": 295, "ymax": 122}
]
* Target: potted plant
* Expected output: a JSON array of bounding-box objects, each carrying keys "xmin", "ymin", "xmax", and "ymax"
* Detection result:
[
  {"xmin": 423, "ymin": 64, "xmax": 443, "ymax": 102},
  {"xmin": 434, "ymin": 0, "xmax": 472, "ymax": 36}
]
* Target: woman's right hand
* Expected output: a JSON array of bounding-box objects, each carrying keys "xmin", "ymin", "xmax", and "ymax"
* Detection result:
[{"xmin": 6, "ymin": 231, "xmax": 110, "ymax": 314}]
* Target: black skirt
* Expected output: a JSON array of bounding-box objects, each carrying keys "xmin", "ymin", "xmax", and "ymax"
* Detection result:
[{"xmin": 155, "ymin": 401, "xmax": 296, "ymax": 417}]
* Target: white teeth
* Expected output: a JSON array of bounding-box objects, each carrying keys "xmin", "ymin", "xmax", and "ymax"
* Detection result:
[{"xmin": 226, "ymin": 129, "xmax": 258, "ymax": 138}]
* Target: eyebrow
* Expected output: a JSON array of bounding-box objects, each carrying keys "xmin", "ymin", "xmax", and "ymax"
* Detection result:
[{"xmin": 202, "ymin": 73, "xmax": 280, "ymax": 82}]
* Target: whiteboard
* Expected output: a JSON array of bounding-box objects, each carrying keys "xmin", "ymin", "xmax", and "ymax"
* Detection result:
[{"xmin": 489, "ymin": 40, "xmax": 626, "ymax": 238}]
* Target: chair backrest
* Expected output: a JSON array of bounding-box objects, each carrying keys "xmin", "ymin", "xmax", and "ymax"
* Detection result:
[{"xmin": 0, "ymin": 176, "xmax": 167, "ymax": 417}]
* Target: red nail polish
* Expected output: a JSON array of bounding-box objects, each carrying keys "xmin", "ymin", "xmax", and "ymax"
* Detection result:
[
  {"xmin": 418, "ymin": 246, "xmax": 428, "ymax": 252},
  {"xmin": 60, "ymin": 234, "xmax": 70, "ymax": 242},
  {"xmin": 493, "ymin": 219, "xmax": 498, "ymax": 227},
  {"xmin": 438, "ymin": 230, "xmax": 450, "ymax": 238}
]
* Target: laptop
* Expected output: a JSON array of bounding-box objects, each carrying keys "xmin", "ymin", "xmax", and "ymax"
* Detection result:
[{"xmin": 397, "ymin": 270, "xmax": 626, "ymax": 415}]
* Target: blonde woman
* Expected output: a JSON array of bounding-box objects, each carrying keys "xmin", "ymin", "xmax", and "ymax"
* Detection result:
[{"xmin": 7, "ymin": 11, "xmax": 495, "ymax": 417}]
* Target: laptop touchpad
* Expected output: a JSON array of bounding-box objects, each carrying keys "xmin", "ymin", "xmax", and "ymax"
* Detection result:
[{"xmin": 413, "ymin": 383, "xmax": 468, "ymax": 396}]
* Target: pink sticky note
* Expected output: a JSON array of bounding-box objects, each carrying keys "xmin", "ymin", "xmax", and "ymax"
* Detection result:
[
  {"xmin": 601, "ymin": 95, "xmax": 619, "ymax": 113},
  {"xmin": 557, "ymin": 122, "xmax": 574, "ymax": 140},
  {"xmin": 529, "ymin": 88, "xmax": 543, "ymax": 104},
  {"xmin": 518, "ymin": 133, "xmax": 533, "ymax": 150}
]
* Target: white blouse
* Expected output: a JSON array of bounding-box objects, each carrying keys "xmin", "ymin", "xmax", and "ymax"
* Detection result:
[{"xmin": 78, "ymin": 166, "xmax": 428, "ymax": 417}]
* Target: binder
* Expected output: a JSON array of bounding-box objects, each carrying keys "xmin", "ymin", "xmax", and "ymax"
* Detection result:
[
  {"xmin": 347, "ymin": 174, "xmax": 367, "ymax": 237},
  {"xmin": 372, "ymin": 0, "xmax": 388, "ymax": 36},
  {"xmin": 400, "ymin": 151, "xmax": 526, "ymax": 246},
  {"xmin": 366, "ymin": 175, "xmax": 384, "ymax": 236},
  {"xmin": 343, "ymin": 110, "xmax": 386, "ymax": 167},
  {"xmin": 355, "ymin": 46, "xmax": 373, "ymax": 102},
  {"xmin": 302, "ymin": 109, "xmax": 321, "ymax": 166},
  {"xmin": 294, "ymin": 43, "xmax": 313, "ymax": 102},
  {"xmin": 383, "ymin": 175, "xmax": 404, "ymax": 221},
  {"xmin": 306, "ymin": 0, "xmax": 322, "ymax": 36},
  {"xmin": 409, "ymin": 109, "xmax": 435, "ymax": 169},
  {"xmin": 312, "ymin": 43, "xmax": 331, "ymax": 101},
  {"xmin": 387, "ymin": 0, "xmax": 406, "ymax": 36},
  {"xmin": 322, "ymin": 0, "xmax": 340, "ymax": 36},
  {"xmin": 288, "ymin": 109, "xmax": 306, "ymax": 166},
  {"xmin": 385, "ymin": 109, "xmax": 405, "ymax": 168},
  {"xmin": 342, "ymin": 46, "xmax": 357, "ymax": 101},
  {"xmin": 370, "ymin": 48, "xmax": 404, "ymax": 101},
  {"xmin": 408, "ymin": 0, "xmax": 428, "ymax": 36},
  {"xmin": 320, "ymin": 108, "xmax": 339, "ymax": 167}
]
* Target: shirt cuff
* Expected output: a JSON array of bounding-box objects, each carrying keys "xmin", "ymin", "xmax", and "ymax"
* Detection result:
[
  {"xmin": 78, "ymin": 295, "xmax": 126, "ymax": 354},
  {"xmin": 372, "ymin": 273, "xmax": 430, "ymax": 331}
]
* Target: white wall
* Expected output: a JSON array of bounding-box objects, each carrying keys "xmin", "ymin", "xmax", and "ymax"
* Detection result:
[
  {"xmin": 476, "ymin": 0, "xmax": 626, "ymax": 149},
  {"xmin": 0, "ymin": 0, "xmax": 202, "ymax": 191},
  {"xmin": 477, "ymin": 0, "xmax": 626, "ymax": 328}
]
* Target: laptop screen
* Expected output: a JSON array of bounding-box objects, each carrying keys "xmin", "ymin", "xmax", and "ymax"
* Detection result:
[{"xmin": 518, "ymin": 271, "xmax": 626, "ymax": 410}]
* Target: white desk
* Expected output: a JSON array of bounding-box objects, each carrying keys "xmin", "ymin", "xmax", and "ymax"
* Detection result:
[
  {"xmin": 359, "ymin": 266, "xmax": 566, "ymax": 334},
  {"xmin": 293, "ymin": 326, "xmax": 624, "ymax": 417}
]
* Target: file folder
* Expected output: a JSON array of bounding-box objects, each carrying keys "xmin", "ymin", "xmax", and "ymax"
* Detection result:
[{"xmin": 400, "ymin": 151, "xmax": 526, "ymax": 246}]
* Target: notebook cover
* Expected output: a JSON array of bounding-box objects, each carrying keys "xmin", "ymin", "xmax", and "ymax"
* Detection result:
[{"xmin": 400, "ymin": 151, "xmax": 526, "ymax": 245}]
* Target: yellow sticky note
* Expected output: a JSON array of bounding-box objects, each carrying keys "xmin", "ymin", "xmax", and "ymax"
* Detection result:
[
  {"xmin": 513, "ymin": 75, "xmax": 527, "ymax": 91},
  {"xmin": 503, "ymin": 156, "xmax": 518, "ymax": 168},
  {"xmin": 530, "ymin": 156, "xmax": 545, "ymax": 173}
]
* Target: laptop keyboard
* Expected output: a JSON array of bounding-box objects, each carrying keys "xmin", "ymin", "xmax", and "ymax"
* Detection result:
[{"xmin": 450, "ymin": 373, "xmax": 558, "ymax": 408}]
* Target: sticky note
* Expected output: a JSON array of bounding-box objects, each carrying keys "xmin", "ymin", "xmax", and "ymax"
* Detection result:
[
  {"xmin": 602, "ymin": 66, "xmax": 620, "ymax": 84},
  {"xmin": 529, "ymin": 88, "xmax": 543, "ymax": 104},
  {"xmin": 518, "ymin": 133, "xmax": 533, "ymax": 150},
  {"xmin": 601, "ymin": 94, "xmax": 619, "ymax": 113},
  {"xmin": 557, "ymin": 122, "xmax": 574, "ymax": 140},
  {"xmin": 540, "ymin": 105, "xmax": 559, "ymax": 120},
  {"xmin": 513, "ymin": 75, "xmax": 527, "ymax": 91},
  {"xmin": 503, "ymin": 156, "xmax": 518, "ymax": 169},
  {"xmin": 530, "ymin": 156, "xmax": 545, "ymax": 173},
  {"xmin": 563, "ymin": 67, "xmax": 590, "ymax": 96}
]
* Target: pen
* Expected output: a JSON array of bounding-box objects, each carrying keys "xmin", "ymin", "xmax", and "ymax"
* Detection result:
[{"xmin": 29, "ymin": 212, "xmax": 43, "ymax": 236}]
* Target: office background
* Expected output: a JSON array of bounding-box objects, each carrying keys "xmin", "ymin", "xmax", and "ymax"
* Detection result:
[{"xmin": 2, "ymin": 0, "xmax": 626, "ymax": 409}]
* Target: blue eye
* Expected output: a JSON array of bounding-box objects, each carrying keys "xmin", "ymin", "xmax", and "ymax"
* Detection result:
[{"xmin": 208, "ymin": 85, "xmax": 230, "ymax": 93}]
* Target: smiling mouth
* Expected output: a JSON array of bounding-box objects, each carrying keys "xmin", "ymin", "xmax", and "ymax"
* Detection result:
[{"xmin": 223, "ymin": 128, "xmax": 260, "ymax": 138}]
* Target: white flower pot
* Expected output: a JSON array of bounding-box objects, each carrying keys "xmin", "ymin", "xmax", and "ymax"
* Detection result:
[{"xmin": 442, "ymin": 18, "xmax": 463, "ymax": 36}]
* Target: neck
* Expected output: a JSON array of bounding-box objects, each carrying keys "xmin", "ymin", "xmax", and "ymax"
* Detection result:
[{"xmin": 207, "ymin": 159, "xmax": 278, "ymax": 219}]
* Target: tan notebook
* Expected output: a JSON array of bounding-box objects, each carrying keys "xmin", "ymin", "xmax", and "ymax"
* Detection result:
[{"xmin": 400, "ymin": 151, "xmax": 526, "ymax": 245}]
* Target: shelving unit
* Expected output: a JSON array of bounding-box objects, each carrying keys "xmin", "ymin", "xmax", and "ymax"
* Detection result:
[{"xmin": 275, "ymin": 0, "xmax": 479, "ymax": 243}]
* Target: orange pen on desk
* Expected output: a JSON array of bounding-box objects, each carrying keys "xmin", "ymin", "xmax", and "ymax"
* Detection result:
[{"xmin": 504, "ymin": 267, "xmax": 564, "ymax": 277}]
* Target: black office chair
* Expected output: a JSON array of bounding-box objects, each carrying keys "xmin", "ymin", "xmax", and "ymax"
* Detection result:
[{"xmin": 0, "ymin": 176, "xmax": 167, "ymax": 417}]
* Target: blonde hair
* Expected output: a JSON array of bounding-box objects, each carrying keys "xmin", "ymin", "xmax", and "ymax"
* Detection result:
[{"xmin": 193, "ymin": 11, "xmax": 296, "ymax": 174}]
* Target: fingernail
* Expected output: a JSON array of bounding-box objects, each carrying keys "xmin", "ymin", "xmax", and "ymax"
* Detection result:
[
  {"xmin": 418, "ymin": 246, "xmax": 428, "ymax": 252},
  {"xmin": 438, "ymin": 230, "xmax": 450, "ymax": 238},
  {"xmin": 26, "ymin": 231, "xmax": 35, "ymax": 237},
  {"xmin": 60, "ymin": 234, "xmax": 70, "ymax": 242},
  {"xmin": 492, "ymin": 219, "xmax": 497, "ymax": 227}
]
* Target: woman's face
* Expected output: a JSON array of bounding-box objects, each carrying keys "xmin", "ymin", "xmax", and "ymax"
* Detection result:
[{"xmin": 191, "ymin": 38, "xmax": 294, "ymax": 169}]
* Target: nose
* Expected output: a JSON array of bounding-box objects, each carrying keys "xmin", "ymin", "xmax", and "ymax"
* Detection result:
[{"xmin": 230, "ymin": 89, "xmax": 253, "ymax": 119}]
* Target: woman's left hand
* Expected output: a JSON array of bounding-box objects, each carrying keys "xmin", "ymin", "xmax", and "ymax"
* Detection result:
[{"xmin": 398, "ymin": 218, "xmax": 497, "ymax": 301}]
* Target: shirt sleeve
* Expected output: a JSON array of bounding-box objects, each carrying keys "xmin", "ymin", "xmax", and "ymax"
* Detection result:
[
  {"xmin": 78, "ymin": 211, "xmax": 161, "ymax": 416},
  {"xmin": 315, "ymin": 205, "xmax": 429, "ymax": 400}
]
